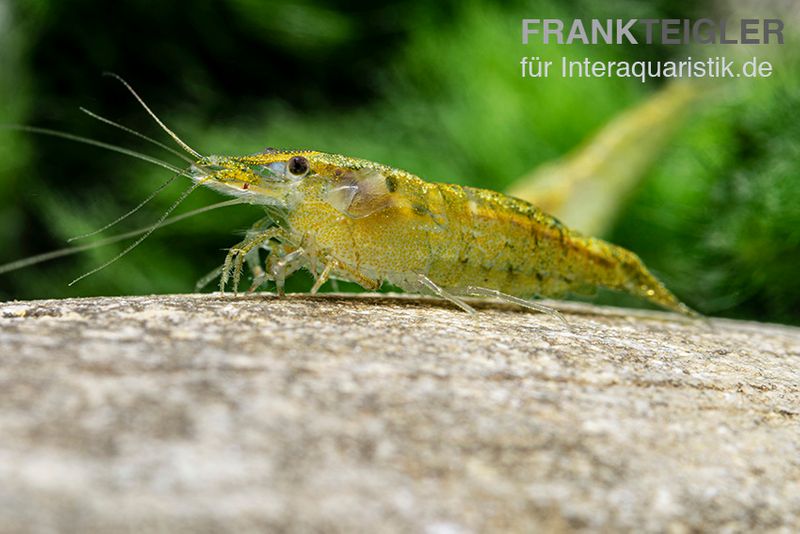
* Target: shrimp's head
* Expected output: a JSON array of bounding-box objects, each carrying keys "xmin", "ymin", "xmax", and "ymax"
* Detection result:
[
  {"xmin": 189, "ymin": 149, "xmax": 321, "ymax": 208},
  {"xmin": 191, "ymin": 149, "xmax": 400, "ymax": 219}
]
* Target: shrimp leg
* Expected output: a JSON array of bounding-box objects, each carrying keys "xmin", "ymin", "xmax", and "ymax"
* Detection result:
[
  {"xmin": 457, "ymin": 286, "xmax": 568, "ymax": 325},
  {"xmin": 247, "ymin": 240, "xmax": 290, "ymax": 293},
  {"xmin": 315, "ymin": 256, "xmax": 381, "ymax": 292},
  {"xmin": 416, "ymin": 274, "xmax": 476, "ymax": 314},
  {"xmin": 311, "ymin": 261, "xmax": 335, "ymax": 294},
  {"xmin": 221, "ymin": 226, "xmax": 287, "ymax": 293},
  {"xmin": 266, "ymin": 247, "xmax": 306, "ymax": 296},
  {"xmin": 195, "ymin": 265, "xmax": 225, "ymax": 292}
]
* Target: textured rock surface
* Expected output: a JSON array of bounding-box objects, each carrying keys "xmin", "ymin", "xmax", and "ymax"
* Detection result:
[{"xmin": 0, "ymin": 293, "xmax": 799, "ymax": 532}]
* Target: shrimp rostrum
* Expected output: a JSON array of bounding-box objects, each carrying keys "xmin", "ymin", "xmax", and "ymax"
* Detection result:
[{"xmin": 192, "ymin": 149, "xmax": 696, "ymax": 318}]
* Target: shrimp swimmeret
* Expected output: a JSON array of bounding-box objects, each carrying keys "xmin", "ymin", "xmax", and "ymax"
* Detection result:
[{"xmin": 1, "ymin": 75, "xmax": 697, "ymax": 321}]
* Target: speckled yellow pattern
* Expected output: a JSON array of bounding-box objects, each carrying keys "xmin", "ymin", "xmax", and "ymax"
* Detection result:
[{"xmin": 199, "ymin": 149, "xmax": 694, "ymax": 316}]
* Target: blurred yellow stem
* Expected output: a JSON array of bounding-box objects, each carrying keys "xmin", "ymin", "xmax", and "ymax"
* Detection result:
[{"xmin": 506, "ymin": 82, "xmax": 702, "ymax": 236}]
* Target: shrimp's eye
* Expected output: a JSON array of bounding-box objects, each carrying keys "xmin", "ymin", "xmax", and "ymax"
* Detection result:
[{"xmin": 287, "ymin": 156, "xmax": 310, "ymax": 178}]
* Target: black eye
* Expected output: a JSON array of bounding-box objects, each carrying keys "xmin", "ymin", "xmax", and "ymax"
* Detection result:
[{"xmin": 287, "ymin": 156, "xmax": 310, "ymax": 177}]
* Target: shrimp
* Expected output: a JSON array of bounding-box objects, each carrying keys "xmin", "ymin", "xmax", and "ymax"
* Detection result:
[
  {"xmin": 191, "ymin": 150, "xmax": 697, "ymax": 319},
  {"xmin": 2, "ymin": 75, "xmax": 696, "ymax": 320}
]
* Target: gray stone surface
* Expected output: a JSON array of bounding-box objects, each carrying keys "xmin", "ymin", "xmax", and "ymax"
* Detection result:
[{"xmin": 0, "ymin": 293, "xmax": 799, "ymax": 533}]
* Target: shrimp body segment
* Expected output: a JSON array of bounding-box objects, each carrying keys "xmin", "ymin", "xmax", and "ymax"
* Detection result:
[{"xmin": 193, "ymin": 149, "xmax": 695, "ymax": 316}]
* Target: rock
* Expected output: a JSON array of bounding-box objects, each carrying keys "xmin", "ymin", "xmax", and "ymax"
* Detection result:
[{"xmin": 0, "ymin": 293, "xmax": 798, "ymax": 532}]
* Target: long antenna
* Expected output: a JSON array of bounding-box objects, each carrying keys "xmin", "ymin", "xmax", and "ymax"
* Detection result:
[
  {"xmin": 79, "ymin": 107, "xmax": 194, "ymax": 164},
  {"xmin": 68, "ymin": 180, "xmax": 204, "ymax": 286},
  {"xmin": 103, "ymin": 72, "xmax": 204, "ymax": 159},
  {"xmin": 1, "ymin": 125, "xmax": 188, "ymax": 175},
  {"xmin": 0, "ymin": 198, "xmax": 244, "ymax": 275},
  {"xmin": 66, "ymin": 171, "xmax": 181, "ymax": 242}
]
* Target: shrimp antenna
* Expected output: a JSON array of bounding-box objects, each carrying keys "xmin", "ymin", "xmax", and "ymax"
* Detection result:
[
  {"xmin": 0, "ymin": 198, "xmax": 244, "ymax": 276},
  {"xmin": 79, "ymin": 107, "xmax": 194, "ymax": 164},
  {"xmin": 103, "ymin": 72, "xmax": 203, "ymax": 159},
  {"xmin": 68, "ymin": 179, "xmax": 205, "ymax": 286},
  {"xmin": 1, "ymin": 125, "xmax": 189, "ymax": 176},
  {"xmin": 8, "ymin": 110, "xmax": 195, "ymax": 242},
  {"xmin": 66, "ymin": 171, "xmax": 181, "ymax": 242}
]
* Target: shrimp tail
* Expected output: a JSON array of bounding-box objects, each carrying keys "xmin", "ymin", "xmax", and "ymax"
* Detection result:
[{"xmin": 577, "ymin": 236, "xmax": 699, "ymax": 317}]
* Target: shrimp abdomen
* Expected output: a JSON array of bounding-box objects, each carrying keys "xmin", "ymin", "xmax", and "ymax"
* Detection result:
[{"xmin": 424, "ymin": 184, "xmax": 695, "ymax": 315}]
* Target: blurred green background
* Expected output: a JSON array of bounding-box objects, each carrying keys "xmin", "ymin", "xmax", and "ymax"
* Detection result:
[{"xmin": 0, "ymin": 0, "xmax": 798, "ymax": 325}]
